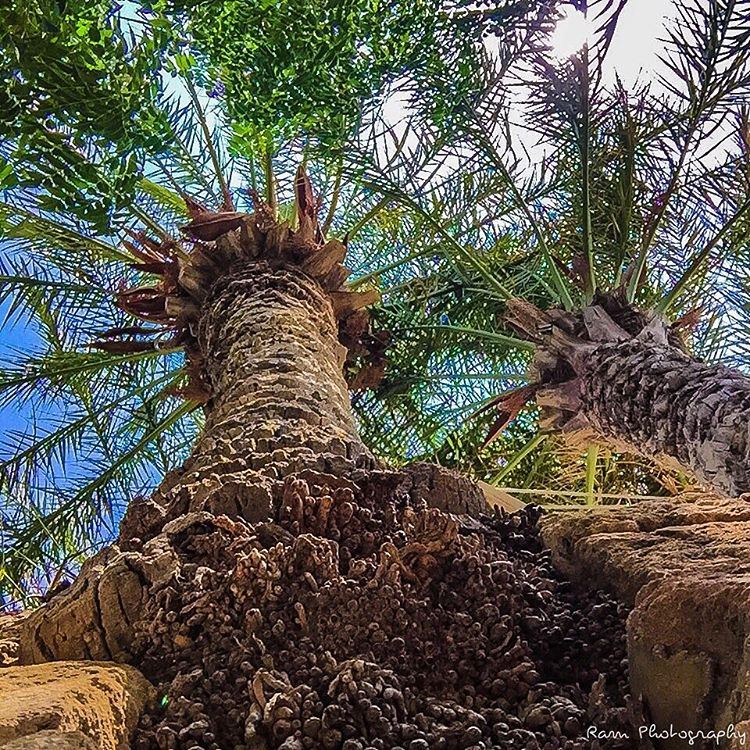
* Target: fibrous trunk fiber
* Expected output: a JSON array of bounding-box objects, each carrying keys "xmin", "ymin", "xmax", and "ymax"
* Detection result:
[{"xmin": 120, "ymin": 261, "xmax": 375, "ymax": 544}]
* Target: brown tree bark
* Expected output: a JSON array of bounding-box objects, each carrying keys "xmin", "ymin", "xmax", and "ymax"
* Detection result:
[
  {"xmin": 580, "ymin": 339, "xmax": 750, "ymax": 497},
  {"xmin": 119, "ymin": 260, "xmax": 376, "ymax": 543},
  {"xmin": 506, "ymin": 295, "xmax": 750, "ymax": 497},
  {"xmin": 17, "ymin": 216, "xmax": 484, "ymax": 666}
]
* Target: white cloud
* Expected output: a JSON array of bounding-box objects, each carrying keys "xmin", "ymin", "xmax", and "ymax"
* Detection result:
[{"xmin": 598, "ymin": 0, "xmax": 677, "ymax": 86}]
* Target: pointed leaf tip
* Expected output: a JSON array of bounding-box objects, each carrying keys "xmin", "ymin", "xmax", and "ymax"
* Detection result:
[
  {"xmin": 480, "ymin": 384, "xmax": 539, "ymax": 449},
  {"xmin": 295, "ymin": 166, "xmax": 316, "ymax": 220},
  {"xmin": 183, "ymin": 194, "xmax": 210, "ymax": 220}
]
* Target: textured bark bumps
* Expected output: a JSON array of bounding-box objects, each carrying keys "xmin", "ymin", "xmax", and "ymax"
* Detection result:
[
  {"xmin": 581, "ymin": 340, "xmax": 750, "ymax": 496},
  {"xmin": 119, "ymin": 261, "xmax": 377, "ymax": 541},
  {"xmin": 504, "ymin": 294, "xmax": 750, "ymax": 496},
  {"xmin": 96, "ymin": 171, "xmax": 386, "ymax": 404},
  {"xmin": 129, "ymin": 488, "xmax": 633, "ymax": 750}
]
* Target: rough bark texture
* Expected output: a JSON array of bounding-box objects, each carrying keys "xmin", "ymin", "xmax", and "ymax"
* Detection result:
[
  {"xmin": 17, "ymin": 541, "xmax": 177, "ymax": 664},
  {"xmin": 120, "ymin": 261, "xmax": 375, "ymax": 544},
  {"xmin": 129, "ymin": 500, "xmax": 633, "ymax": 750},
  {"xmin": 580, "ymin": 340, "xmax": 750, "ymax": 497},
  {"xmin": 505, "ymin": 293, "xmax": 750, "ymax": 497},
  {"xmin": 16, "ymin": 258, "xmax": 486, "ymax": 667}
]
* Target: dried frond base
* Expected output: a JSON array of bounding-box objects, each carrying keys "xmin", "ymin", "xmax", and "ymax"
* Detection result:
[{"xmin": 18, "ymin": 464, "xmax": 634, "ymax": 750}]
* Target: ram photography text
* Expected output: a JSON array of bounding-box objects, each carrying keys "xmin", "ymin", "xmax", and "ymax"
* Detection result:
[{"xmin": 586, "ymin": 724, "xmax": 747, "ymax": 747}]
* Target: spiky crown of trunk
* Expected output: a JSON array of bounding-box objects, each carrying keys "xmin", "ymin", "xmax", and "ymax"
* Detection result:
[
  {"xmin": 483, "ymin": 290, "xmax": 694, "ymax": 446},
  {"xmin": 95, "ymin": 168, "xmax": 387, "ymax": 401}
]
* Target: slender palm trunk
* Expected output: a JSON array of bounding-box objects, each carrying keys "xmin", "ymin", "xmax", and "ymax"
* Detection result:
[
  {"xmin": 580, "ymin": 339, "xmax": 750, "ymax": 497},
  {"xmin": 506, "ymin": 295, "xmax": 750, "ymax": 497}
]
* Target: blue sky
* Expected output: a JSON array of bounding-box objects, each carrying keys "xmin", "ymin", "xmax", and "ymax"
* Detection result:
[{"xmin": 0, "ymin": 299, "xmax": 40, "ymax": 435}]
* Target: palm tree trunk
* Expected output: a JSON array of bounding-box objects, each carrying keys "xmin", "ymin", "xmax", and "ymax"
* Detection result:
[
  {"xmin": 21, "ymin": 256, "xmax": 379, "ymax": 663},
  {"xmin": 507, "ymin": 295, "xmax": 750, "ymax": 497},
  {"xmin": 19, "ymin": 228, "xmax": 484, "ymax": 666},
  {"xmin": 579, "ymin": 339, "xmax": 750, "ymax": 497},
  {"xmin": 127, "ymin": 260, "xmax": 375, "ymax": 538}
]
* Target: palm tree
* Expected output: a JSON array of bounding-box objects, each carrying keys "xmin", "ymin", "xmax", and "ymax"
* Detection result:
[
  {"xmin": 356, "ymin": 0, "xmax": 750, "ymax": 498},
  {"xmin": 492, "ymin": 0, "xmax": 750, "ymax": 497},
  {"xmin": 501, "ymin": 292, "xmax": 750, "ymax": 497},
  {"xmin": 11, "ymin": 166, "xmax": 637, "ymax": 750},
  {"xmin": 3, "ymin": 0, "xmax": 750, "ymax": 748},
  {"xmin": 2, "ymin": 0, "xmax": 748, "ymax": 588},
  {"xmin": 1, "ymin": 0, "xmax": 527, "ymax": 604},
  {"xmin": 112, "ymin": 170, "xmax": 385, "ymax": 532}
]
